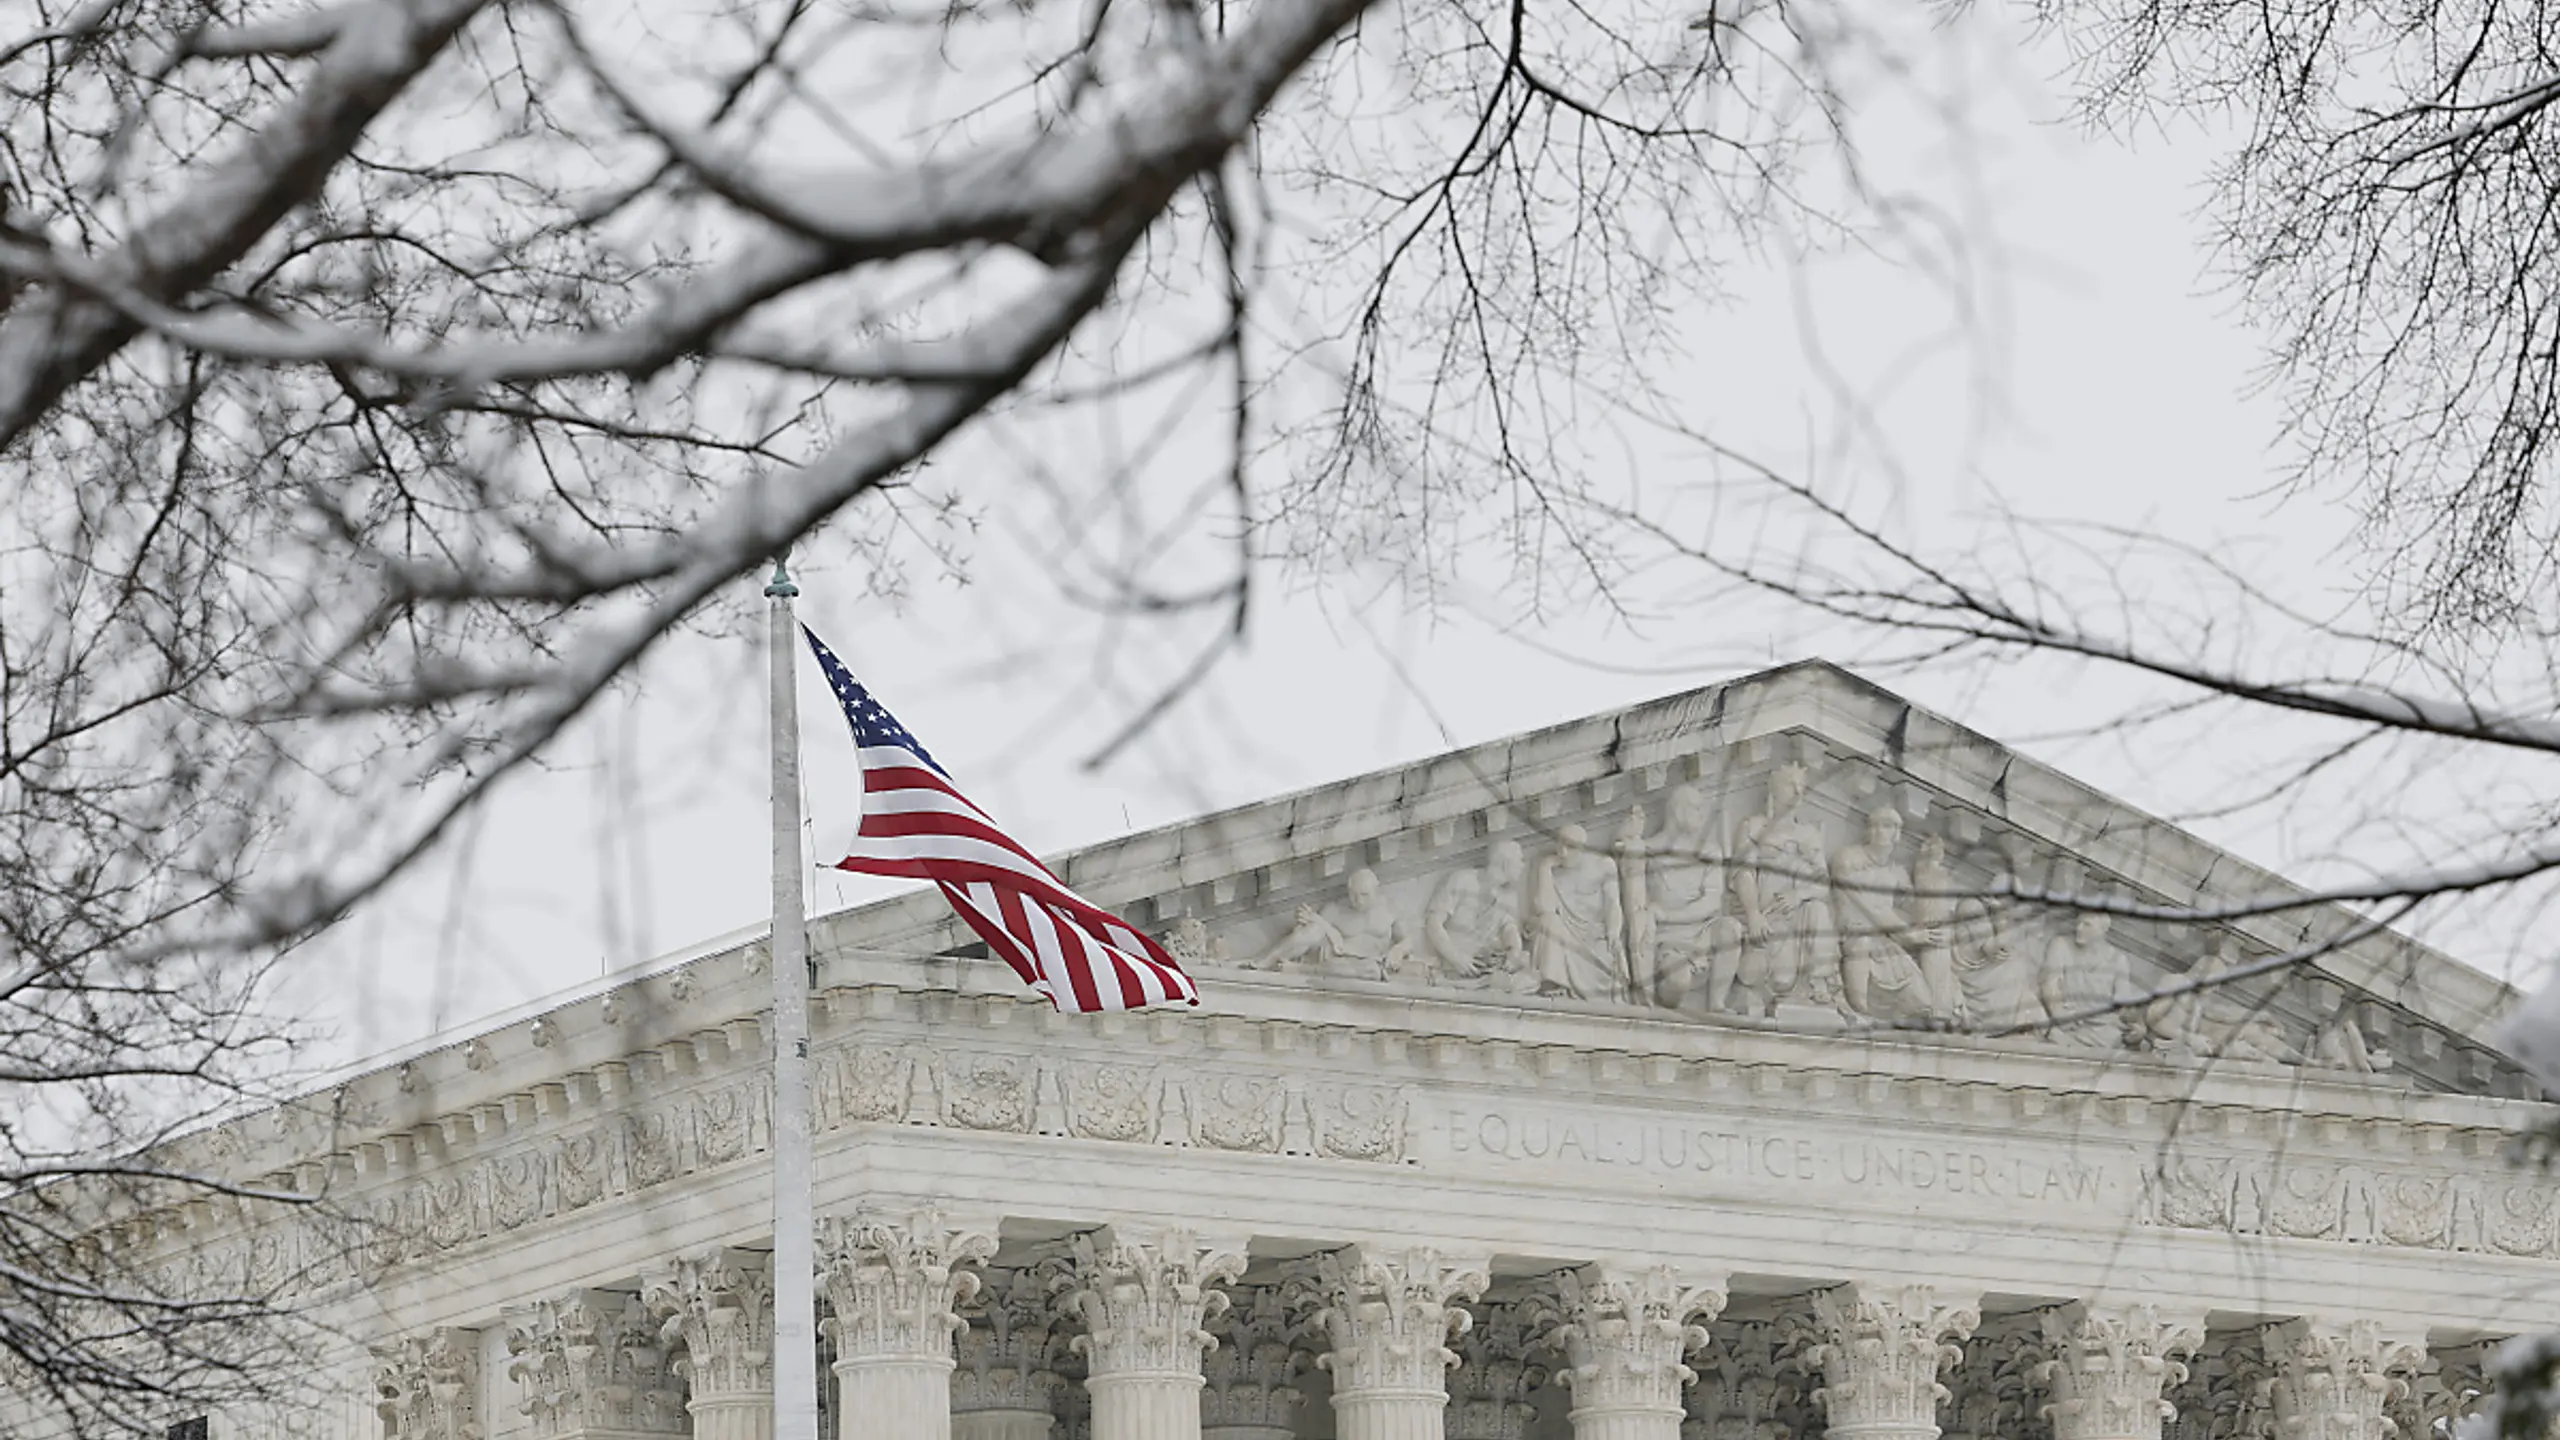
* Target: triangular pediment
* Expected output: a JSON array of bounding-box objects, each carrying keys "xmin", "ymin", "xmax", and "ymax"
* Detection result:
[{"xmin": 818, "ymin": 660, "xmax": 2531, "ymax": 1099}]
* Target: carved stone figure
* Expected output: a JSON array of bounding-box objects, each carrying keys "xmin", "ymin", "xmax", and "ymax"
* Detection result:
[
  {"xmin": 1161, "ymin": 915, "xmax": 1227, "ymax": 969},
  {"xmin": 1829, "ymin": 806, "xmax": 1944, "ymax": 1023},
  {"xmin": 2147, "ymin": 937, "xmax": 2299, "ymax": 1064},
  {"xmin": 1624, "ymin": 785, "xmax": 1748, "ymax": 1014},
  {"xmin": 1950, "ymin": 840, "xmax": 2044, "ymax": 1033},
  {"xmin": 1533, "ymin": 823, "xmax": 1628, "ymax": 1003},
  {"xmin": 2040, "ymin": 911, "xmax": 2133, "ymax": 1050},
  {"xmin": 1423, "ymin": 839, "xmax": 1534, "ymax": 992},
  {"xmin": 2311, "ymin": 997, "xmax": 2387, "ymax": 1073},
  {"xmin": 1732, "ymin": 761, "xmax": 1840, "ymax": 1013},
  {"xmin": 1245, "ymin": 866, "xmax": 1410, "ymax": 980},
  {"xmin": 1905, "ymin": 835, "xmax": 1968, "ymax": 1022}
]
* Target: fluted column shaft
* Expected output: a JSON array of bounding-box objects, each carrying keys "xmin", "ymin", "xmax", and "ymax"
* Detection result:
[
  {"xmin": 1540, "ymin": 1265, "xmax": 1726, "ymax": 1440},
  {"xmin": 1805, "ymin": 1285, "xmax": 1980, "ymax": 1440},
  {"xmin": 1293, "ymin": 1247, "xmax": 1491, "ymax": 1440},
  {"xmin": 648, "ymin": 1250, "xmax": 779, "ymax": 1440},
  {"xmin": 2263, "ymin": 1320, "xmax": 2424, "ymax": 1440},
  {"xmin": 1065, "ymin": 1228, "xmax": 1246, "ymax": 1440},
  {"xmin": 821, "ymin": 1211, "xmax": 997, "ymax": 1440},
  {"xmin": 2039, "ymin": 1305, "xmax": 2204, "ymax": 1440}
]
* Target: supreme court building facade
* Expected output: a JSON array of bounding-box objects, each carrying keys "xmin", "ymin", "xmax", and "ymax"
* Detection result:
[{"xmin": 24, "ymin": 661, "xmax": 2560, "ymax": 1440}]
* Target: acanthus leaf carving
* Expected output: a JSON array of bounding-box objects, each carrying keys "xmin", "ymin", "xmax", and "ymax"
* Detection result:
[
  {"xmin": 644, "ymin": 1247, "xmax": 777, "ymax": 1405},
  {"xmin": 817, "ymin": 1209, "xmax": 996, "ymax": 1364},
  {"xmin": 1287, "ymin": 1246, "xmax": 1489, "ymax": 1400},
  {"xmin": 1802, "ymin": 1284, "xmax": 1981, "ymax": 1440},
  {"xmin": 2036, "ymin": 1304, "xmax": 2204, "ymax": 1440},
  {"xmin": 505, "ymin": 1290, "xmax": 688, "ymax": 1437},
  {"xmin": 1063, "ymin": 1227, "xmax": 1245, "ymax": 1380},
  {"xmin": 374, "ymin": 1327, "xmax": 483, "ymax": 1440},
  {"xmin": 1538, "ymin": 1263, "xmax": 1726, "ymax": 1422}
]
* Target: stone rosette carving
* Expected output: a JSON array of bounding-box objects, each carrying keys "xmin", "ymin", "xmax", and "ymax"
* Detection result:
[
  {"xmin": 1203, "ymin": 1285, "xmax": 1306, "ymax": 1431},
  {"xmin": 1536, "ymin": 1263, "xmax": 1727, "ymax": 1423},
  {"xmin": 374, "ymin": 1327, "xmax": 483, "ymax": 1440},
  {"xmin": 2037, "ymin": 1304, "xmax": 2204, "ymax": 1440},
  {"xmin": 1454, "ymin": 1301, "xmax": 1554, "ymax": 1440},
  {"xmin": 506, "ymin": 1289, "xmax": 688, "ymax": 1437},
  {"xmin": 644, "ymin": 1248, "xmax": 777, "ymax": 1404},
  {"xmin": 1802, "ymin": 1285, "xmax": 1982, "ymax": 1440},
  {"xmin": 1062, "ymin": 1227, "xmax": 1246, "ymax": 1380},
  {"xmin": 2262, "ymin": 1319, "xmax": 2423, "ymax": 1440},
  {"xmin": 1288, "ymin": 1246, "xmax": 1491, "ymax": 1401},
  {"xmin": 817, "ymin": 1209, "xmax": 996, "ymax": 1364},
  {"xmin": 955, "ymin": 1264, "xmax": 1071, "ymax": 1416}
]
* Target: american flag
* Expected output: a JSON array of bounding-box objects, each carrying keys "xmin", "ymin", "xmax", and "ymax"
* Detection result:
[{"xmin": 804, "ymin": 627, "xmax": 1200, "ymax": 1012}]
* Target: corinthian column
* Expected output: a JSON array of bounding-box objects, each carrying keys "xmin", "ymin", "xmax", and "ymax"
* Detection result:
[
  {"xmin": 821, "ymin": 1210, "xmax": 998, "ymax": 1440},
  {"xmin": 954, "ymin": 1267, "xmax": 1069, "ymax": 1440},
  {"xmin": 1062, "ymin": 1227, "xmax": 1246, "ymax": 1440},
  {"xmin": 2262, "ymin": 1320, "xmax": 2424, "ymax": 1440},
  {"xmin": 1538, "ymin": 1264, "xmax": 1727, "ymax": 1440},
  {"xmin": 648, "ymin": 1248, "xmax": 779, "ymax": 1440},
  {"xmin": 1804, "ymin": 1285, "xmax": 1980, "ymax": 1440},
  {"xmin": 1204, "ymin": 1286, "xmax": 1306, "ymax": 1440},
  {"xmin": 2038, "ymin": 1305, "xmax": 2204, "ymax": 1440},
  {"xmin": 373, "ymin": 1328, "xmax": 481, "ymax": 1440},
  {"xmin": 1292, "ymin": 1247, "xmax": 1491, "ymax": 1440},
  {"xmin": 506, "ymin": 1290, "xmax": 689, "ymax": 1439}
]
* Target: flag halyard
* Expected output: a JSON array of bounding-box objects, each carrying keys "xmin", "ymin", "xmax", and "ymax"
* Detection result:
[{"xmin": 803, "ymin": 626, "xmax": 1200, "ymax": 1012}]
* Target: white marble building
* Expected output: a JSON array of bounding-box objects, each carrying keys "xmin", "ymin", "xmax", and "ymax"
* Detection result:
[{"xmin": 25, "ymin": 662, "xmax": 2560, "ymax": 1440}]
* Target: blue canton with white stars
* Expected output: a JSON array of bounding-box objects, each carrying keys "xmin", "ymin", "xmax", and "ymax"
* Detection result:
[{"xmin": 803, "ymin": 627, "xmax": 944, "ymax": 775}]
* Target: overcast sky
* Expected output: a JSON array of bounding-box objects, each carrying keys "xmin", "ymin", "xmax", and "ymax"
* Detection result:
[{"xmin": 286, "ymin": 5, "xmax": 2523, "ymax": 1064}]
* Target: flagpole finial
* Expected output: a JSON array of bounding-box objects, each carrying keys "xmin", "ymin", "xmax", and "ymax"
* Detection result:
[{"xmin": 765, "ymin": 554, "xmax": 798, "ymax": 600}]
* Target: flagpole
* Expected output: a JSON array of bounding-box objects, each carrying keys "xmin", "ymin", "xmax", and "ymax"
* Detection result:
[{"xmin": 766, "ymin": 556, "xmax": 820, "ymax": 1440}]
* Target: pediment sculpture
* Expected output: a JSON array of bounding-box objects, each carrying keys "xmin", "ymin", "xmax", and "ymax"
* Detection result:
[{"xmin": 1162, "ymin": 741, "xmax": 2425, "ymax": 1083}]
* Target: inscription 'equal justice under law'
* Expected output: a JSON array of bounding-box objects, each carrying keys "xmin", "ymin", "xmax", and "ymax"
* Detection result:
[{"xmin": 1437, "ymin": 1107, "xmax": 2110, "ymax": 1205}]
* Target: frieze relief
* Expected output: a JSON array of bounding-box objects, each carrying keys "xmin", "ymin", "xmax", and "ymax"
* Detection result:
[
  {"xmin": 2137, "ymin": 1149, "xmax": 2560, "ymax": 1258},
  {"xmin": 1163, "ymin": 740, "xmax": 2482, "ymax": 1086}
]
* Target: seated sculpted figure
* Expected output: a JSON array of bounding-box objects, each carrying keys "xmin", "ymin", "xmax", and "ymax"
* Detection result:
[
  {"xmin": 1422, "ymin": 839, "xmax": 1535, "ymax": 992},
  {"xmin": 1245, "ymin": 866, "xmax": 1411, "ymax": 980},
  {"xmin": 2038, "ymin": 910, "xmax": 2135, "ymax": 1049},
  {"xmin": 1624, "ymin": 785, "xmax": 1747, "ymax": 1014},
  {"xmin": 1533, "ymin": 823, "xmax": 1628, "ymax": 1003},
  {"xmin": 2146, "ymin": 935, "xmax": 2298, "ymax": 1064},
  {"xmin": 1829, "ymin": 806, "xmax": 1943, "ymax": 1023}
]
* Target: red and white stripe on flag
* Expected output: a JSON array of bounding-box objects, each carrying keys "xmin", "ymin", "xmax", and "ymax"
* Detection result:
[{"xmin": 805, "ymin": 628, "xmax": 1198, "ymax": 1012}]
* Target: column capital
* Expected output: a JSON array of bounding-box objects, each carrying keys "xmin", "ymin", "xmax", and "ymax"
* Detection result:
[
  {"xmin": 2037, "ymin": 1303, "xmax": 2205, "ymax": 1440},
  {"xmin": 1691, "ymin": 1318, "xmax": 1815, "ymax": 1440},
  {"xmin": 505, "ymin": 1290, "xmax": 689, "ymax": 1437},
  {"xmin": 1801, "ymin": 1284, "xmax": 1981, "ymax": 1440},
  {"xmin": 1288, "ymin": 1244, "xmax": 1491, "ymax": 1400},
  {"xmin": 955, "ymin": 1265, "xmax": 1071, "ymax": 1417},
  {"xmin": 818, "ymin": 1207, "xmax": 998, "ymax": 1364},
  {"xmin": 1203, "ymin": 1285, "xmax": 1307, "ymax": 1433},
  {"xmin": 373, "ymin": 1327, "xmax": 483, "ymax": 1440},
  {"xmin": 2262, "ymin": 1319, "xmax": 2425, "ymax": 1440},
  {"xmin": 1534, "ymin": 1263, "xmax": 1728, "ymax": 1426},
  {"xmin": 1451, "ymin": 1301, "xmax": 1554, "ymax": 1440},
  {"xmin": 644, "ymin": 1247, "xmax": 777, "ymax": 1404},
  {"xmin": 1062, "ymin": 1225, "xmax": 1247, "ymax": 1380}
]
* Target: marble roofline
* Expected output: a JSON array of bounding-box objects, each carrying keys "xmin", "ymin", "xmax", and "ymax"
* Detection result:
[{"xmin": 156, "ymin": 659, "xmax": 2536, "ymax": 1188}]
